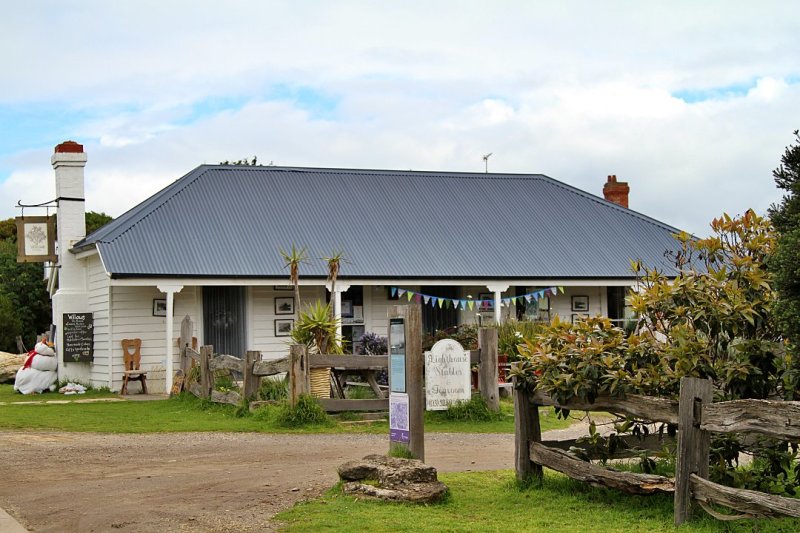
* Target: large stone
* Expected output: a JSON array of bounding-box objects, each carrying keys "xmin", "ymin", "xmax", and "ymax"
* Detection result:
[
  {"xmin": 0, "ymin": 352, "xmax": 25, "ymax": 383},
  {"xmin": 337, "ymin": 454, "xmax": 448, "ymax": 503}
]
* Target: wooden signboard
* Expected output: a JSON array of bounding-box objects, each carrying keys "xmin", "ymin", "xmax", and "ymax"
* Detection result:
[
  {"xmin": 15, "ymin": 215, "xmax": 57, "ymax": 263},
  {"xmin": 63, "ymin": 313, "xmax": 94, "ymax": 362}
]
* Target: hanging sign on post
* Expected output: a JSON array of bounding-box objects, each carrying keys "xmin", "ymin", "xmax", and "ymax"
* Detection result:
[{"xmin": 15, "ymin": 215, "xmax": 57, "ymax": 263}]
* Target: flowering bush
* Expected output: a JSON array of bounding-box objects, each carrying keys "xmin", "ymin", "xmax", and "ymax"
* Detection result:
[{"xmin": 357, "ymin": 332, "xmax": 387, "ymax": 355}]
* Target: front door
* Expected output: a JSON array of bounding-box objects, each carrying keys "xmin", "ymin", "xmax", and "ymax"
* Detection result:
[{"xmin": 203, "ymin": 286, "xmax": 246, "ymax": 356}]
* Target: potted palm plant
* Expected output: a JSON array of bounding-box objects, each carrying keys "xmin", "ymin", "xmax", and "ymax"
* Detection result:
[{"xmin": 291, "ymin": 300, "xmax": 344, "ymax": 398}]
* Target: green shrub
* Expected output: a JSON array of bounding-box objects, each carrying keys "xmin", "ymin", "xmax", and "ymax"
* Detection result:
[
  {"xmin": 440, "ymin": 395, "xmax": 503, "ymax": 422},
  {"xmin": 259, "ymin": 377, "xmax": 288, "ymax": 401},
  {"xmin": 496, "ymin": 319, "xmax": 546, "ymax": 361},
  {"xmin": 345, "ymin": 384, "xmax": 378, "ymax": 400},
  {"xmin": 214, "ymin": 373, "xmax": 236, "ymax": 392},
  {"xmin": 388, "ymin": 445, "xmax": 415, "ymax": 459},
  {"xmin": 423, "ymin": 324, "xmax": 479, "ymax": 351},
  {"xmin": 275, "ymin": 394, "xmax": 333, "ymax": 427}
]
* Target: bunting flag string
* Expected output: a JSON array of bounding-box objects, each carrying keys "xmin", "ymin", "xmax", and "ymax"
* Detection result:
[{"xmin": 390, "ymin": 286, "xmax": 565, "ymax": 310}]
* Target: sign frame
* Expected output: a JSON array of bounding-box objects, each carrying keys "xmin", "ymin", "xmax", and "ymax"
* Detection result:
[
  {"xmin": 62, "ymin": 312, "xmax": 94, "ymax": 363},
  {"xmin": 15, "ymin": 215, "xmax": 57, "ymax": 263}
]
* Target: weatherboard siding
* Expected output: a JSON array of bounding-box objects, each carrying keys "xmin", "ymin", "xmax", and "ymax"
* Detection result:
[
  {"xmin": 86, "ymin": 255, "xmax": 109, "ymax": 388},
  {"xmin": 252, "ymin": 285, "xmax": 325, "ymax": 360},
  {"xmin": 108, "ymin": 286, "xmax": 199, "ymax": 393}
]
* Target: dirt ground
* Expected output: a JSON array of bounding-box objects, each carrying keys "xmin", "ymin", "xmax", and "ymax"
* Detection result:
[
  {"xmin": 0, "ymin": 431, "xmax": 511, "ymax": 532},
  {"xmin": 0, "ymin": 423, "xmax": 592, "ymax": 532}
]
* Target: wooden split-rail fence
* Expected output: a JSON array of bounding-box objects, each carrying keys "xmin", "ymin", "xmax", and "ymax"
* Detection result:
[
  {"xmin": 514, "ymin": 374, "xmax": 800, "ymax": 524},
  {"xmin": 178, "ymin": 326, "xmax": 501, "ymax": 413}
]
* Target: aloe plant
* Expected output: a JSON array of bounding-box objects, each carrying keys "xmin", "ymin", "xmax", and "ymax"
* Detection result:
[
  {"xmin": 291, "ymin": 300, "xmax": 344, "ymax": 354},
  {"xmin": 279, "ymin": 244, "xmax": 308, "ymax": 310}
]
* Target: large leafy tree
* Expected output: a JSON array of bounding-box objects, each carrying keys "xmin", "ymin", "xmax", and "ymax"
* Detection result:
[
  {"xmin": 768, "ymin": 130, "xmax": 800, "ymax": 387},
  {"xmin": 0, "ymin": 211, "xmax": 112, "ymax": 352}
]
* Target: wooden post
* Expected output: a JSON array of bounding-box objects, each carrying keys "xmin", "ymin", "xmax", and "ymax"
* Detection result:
[
  {"xmin": 405, "ymin": 304, "xmax": 424, "ymax": 462},
  {"xmin": 289, "ymin": 344, "xmax": 309, "ymax": 407},
  {"xmin": 674, "ymin": 377, "xmax": 712, "ymax": 525},
  {"xmin": 242, "ymin": 350, "xmax": 261, "ymax": 401},
  {"xmin": 478, "ymin": 327, "xmax": 500, "ymax": 412},
  {"xmin": 513, "ymin": 363, "xmax": 542, "ymax": 483},
  {"xmin": 179, "ymin": 315, "xmax": 193, "ymax": 375},
  {"xmin": 199, "ymin": 345, "xmax": 213, "ymax": 399},
  {"xmin": 387, "ymin": 304, "xmax": 425, "ymax": 461}
]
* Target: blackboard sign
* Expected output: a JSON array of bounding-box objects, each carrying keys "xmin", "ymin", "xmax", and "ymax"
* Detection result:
[{"xmin": 63, "ymin": 313, "xmax": 93, "ymax": 362}]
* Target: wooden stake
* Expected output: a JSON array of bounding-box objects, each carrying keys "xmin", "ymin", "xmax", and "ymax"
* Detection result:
[
  {"xmin": 478, "ymin": 328, "xmax": 500, "ymax": 411},
  {"xmin": 289, "ymin": 344, "xmax": 309, "ymax": 407},
  {"xmin": 199, "ymin": 345, "xmax": 213, "ymax": 399},
  {"xmin": 242, "ymin": 350, "xmax": 261, "ymax": 401},
  {"xmin": 675, "ymin": 377, "xmax": 712, "ymax": 525},
  {"xmin": 513, "ymin": 363, "xmax": 541, "ymax": 483}
]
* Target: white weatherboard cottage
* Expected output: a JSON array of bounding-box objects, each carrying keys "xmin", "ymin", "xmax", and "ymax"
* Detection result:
[{"xmin": 46, "ymin": 141, "xmax": 683, "ymax": 393}]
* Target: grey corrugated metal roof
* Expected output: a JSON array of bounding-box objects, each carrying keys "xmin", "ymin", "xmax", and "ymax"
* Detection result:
[{"xmin": 75, "ymin": 165, "xmax": 684, "ymax": 279}]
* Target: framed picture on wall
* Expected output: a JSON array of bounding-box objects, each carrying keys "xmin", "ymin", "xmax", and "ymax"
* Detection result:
[
  {"xmin": 571, "ymin": 295, "xmax": 589, "ymax": 312},
  {"xmin": 153, "ymin": 298, "xmax": 168, "ymax": 317},
  {"xmin": 341, "ymin": 300, "xmax": 354, "ymax": 318},
  {"xmin": 275, "ymin": 297, "xmax": 295, "ymax": 315},
  {"xmin": 275, "ymin": 319, "xmax": 294, "ymax": 337},
  {"xmin": 571, "ymin": 313, "xmax": 589, "ymax": 324}
]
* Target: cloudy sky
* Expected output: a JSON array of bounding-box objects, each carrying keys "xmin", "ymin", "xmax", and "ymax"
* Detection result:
[{"xmin": 1, "ymin": 1, "xmax": 798, "ymax": 236}]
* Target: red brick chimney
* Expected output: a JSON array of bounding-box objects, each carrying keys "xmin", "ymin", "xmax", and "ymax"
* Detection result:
[
  {"xmin": 54, "ymin": 140, "xmax": 84, "ymax": 153},
  {"xmin": 603, "ymin": 175, "xmax": 629, "ymax": 208}
]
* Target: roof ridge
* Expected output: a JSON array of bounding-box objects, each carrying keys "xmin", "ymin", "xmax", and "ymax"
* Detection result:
[
  {"xmin": 207, "ymin": 164, "xmax": 551, "ymax": 180},
  {"xmin": 535, "ymin": 175, "xmax": 683, "ymax": 235}
]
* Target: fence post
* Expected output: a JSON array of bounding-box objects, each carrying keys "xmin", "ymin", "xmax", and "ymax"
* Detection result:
[
  {"xmin": 674, "ymin": 377, "xmax": 712, "ymax": 525},
  {"xmin": 199, "ymin": 345, "xmax": 213, "ymax": 399},
  {"xmin": 289, "ymin": 344, "xmax": 309, "ymax": 407},
  {"xmin": 513, "ymin": 363, "xmax": 542, "ymax": 483},
  {"xmin": 243, "ymin": 350, "xmax": 261, "ymax": 401},
  {"xmin": 179, "ymin": 315, "xmax": 193, "ymax": 375},
  {"xmin": 478, "ymin": 327, "xmax": 500, "ymax": 412}
]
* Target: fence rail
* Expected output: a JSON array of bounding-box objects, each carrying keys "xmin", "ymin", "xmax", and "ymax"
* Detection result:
[
  {"xmin": 181, "ymin": 327, "xmax": 502, "ymax": 413},
  {"xmin": 513, "ymin": 374, "xmax": 800, "ymax": 525}
]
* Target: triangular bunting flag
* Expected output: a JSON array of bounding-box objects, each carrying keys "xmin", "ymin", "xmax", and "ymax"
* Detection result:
[
  {"xmin": 391, "ymin": 287, "xmax": 398, "ymax": 297},
  {"xmin": 559, "ymin": 286, "xmax": 565, "ymax": 294},
  {"xmin": 438, "ymin": 298, "xmax": 445, "ymax": 308},
  {"xmin": 526, "ymin": 294, "xmax": 533, "ymax": 303},
  {"xmin": 398, "ymin": 288, "xmax": 406, "ymax": 297},
  {"xmin": 468, "ymin": 300, "xmax": 475, "ymax": 310},
  {"xmin": 431, "ymin": 297, "xmax": 438, "ymax": 307},
  {"xmin": 423, "ymin": 295, "xmax": 430, "ymax": 304},
  {"xmin": 407, "ymin": 291, "xmax": 414, "ymax": 301}
]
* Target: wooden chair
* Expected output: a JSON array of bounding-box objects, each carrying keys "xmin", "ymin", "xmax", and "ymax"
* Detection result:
[{"xmin": 121, "ymin": 338, "xmax": 148, "ymax": 395}]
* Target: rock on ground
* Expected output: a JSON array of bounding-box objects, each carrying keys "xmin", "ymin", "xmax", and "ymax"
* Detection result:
[{"xmin": 338, "ymin": 454, "xmax": 448, "ymax": 503}]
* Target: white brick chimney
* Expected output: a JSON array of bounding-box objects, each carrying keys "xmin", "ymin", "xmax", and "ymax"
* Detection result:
[
  {"xmin": 52, "ymin": 141, "xmax": 88, "ymax": 292},
  {"xmin": 51, "ymin": 140, "xmax": 90, "ymax": 383}
]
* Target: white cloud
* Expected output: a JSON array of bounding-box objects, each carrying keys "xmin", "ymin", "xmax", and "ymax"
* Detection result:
[{"xmin": 1, "ymin": 1, "xmax": 798, "ymax": 237}]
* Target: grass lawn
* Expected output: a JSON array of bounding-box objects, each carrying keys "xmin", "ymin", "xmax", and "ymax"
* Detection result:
[
  {"xmin": 0, "ymin": 384, "xmax": 118, "ymax": 403},
  {"xmin": 0, "ymin": 385, "xmax": 570, "ymax": 434},
  {"xmin": 277, "ymin": 469, "xmax": 800, "ymax": 532}
]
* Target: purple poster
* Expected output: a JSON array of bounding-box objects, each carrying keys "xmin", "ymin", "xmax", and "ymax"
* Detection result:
[{"xmin": 389, "ymin": 393, "xmax": 409, "ymax": 443}]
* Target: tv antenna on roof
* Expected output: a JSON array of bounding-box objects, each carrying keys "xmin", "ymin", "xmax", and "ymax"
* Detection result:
[{"xmin": 482, "ymin": 153, "xmax": 493, "ymax": 173}]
